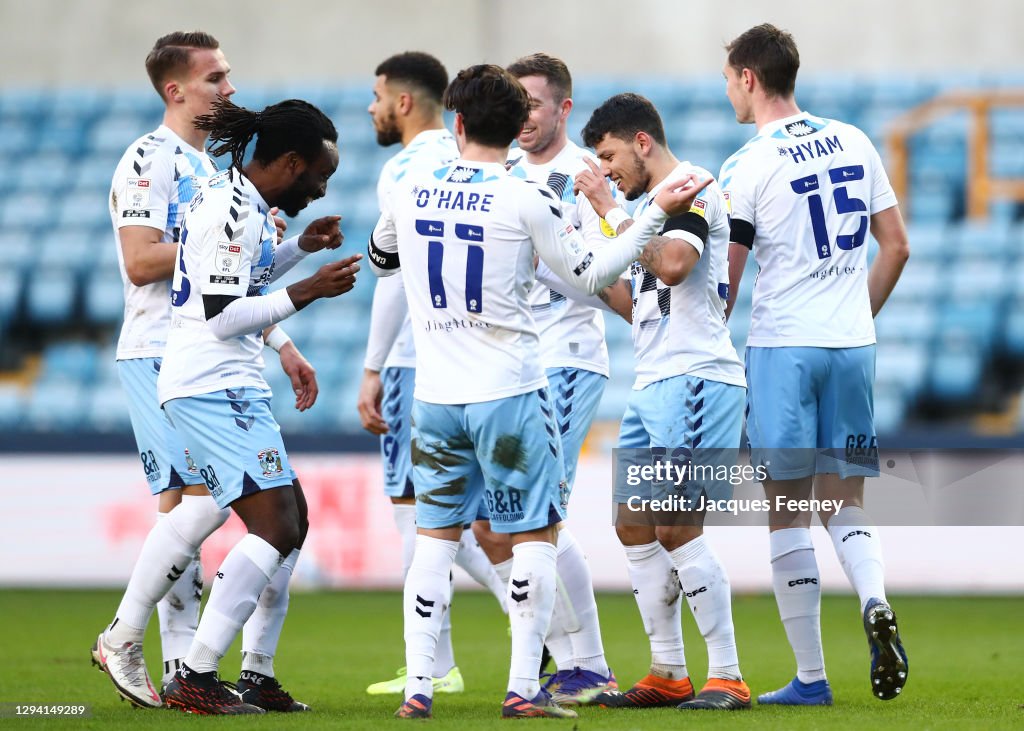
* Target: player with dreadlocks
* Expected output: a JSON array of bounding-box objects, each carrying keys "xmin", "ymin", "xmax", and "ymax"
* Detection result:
[{"xmin": 158, "ymin": 96, "xmax": 362, "ymax": 714}]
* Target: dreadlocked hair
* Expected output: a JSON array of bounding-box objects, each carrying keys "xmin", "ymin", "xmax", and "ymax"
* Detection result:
[{"xmin": 194, "ymin": 96, "xmax": 338, "ymax": 171}]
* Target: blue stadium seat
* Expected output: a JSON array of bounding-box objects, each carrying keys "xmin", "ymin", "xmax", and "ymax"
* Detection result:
[
  {"xmin": 84, "ymin": 271, "xmax": 124, "ymax": 324},
  {"xmin": 85, "ymin": 382, "xmax": 131, "ymax": 432},
  {"xmin": 58, "ymin": 191, "xmax": 106, "ymax": 229},
  {"xmin": 40, "ymin": 230, "xmax": 94, "ymax": 277},
  {"xmin": 872, "ymin": 385, "xmax": 907, "ymax": 435},
  {"xmin": 1002, "ymin": 306, "xmax": 1024, "ymax": 356},
  {"xmin": 0, "ymin": 269, "xmax": 22, "ymax": 324},
  {"xmin": 0, "ymin": 192, "xmax": 52, "ymax": 229},
  {"xmin": 947, "ymin": 259, "xmax": 1009, "ymax": 301},
  {"xmin": 25, "ymin": 382, "xmax": 89, "ymax": 431},
  {"xmin": 38, "ymin": 341, "xmax": 100, "ymax": 385},
  {"xmin": 904, "ymin": 222, "xmax": 949, "ymax": 259},
  {"xmin": 88, "ymin": 115, "xmax": 151, "ymax": 155},
  {"xmin": 875, "ymin": 343, "xmax": 928, "ymax": 397},
  {"xmin": 874, "ymin": 302, "xmax": 938, "ymax": 344},
  {"xmin": 0, "ymin": 385, "xmax": 27, "ymax": 430},
  {"xmin": 927, "ymin": 349, "xmax": 982, "ymax": 401},
  {"xmin": 938, "ymin": 299, "xmax": 1000, "ymax": 349},
  {"xmin": 26, "ymin": 268, "xmax": 77, "ymax": 323}
]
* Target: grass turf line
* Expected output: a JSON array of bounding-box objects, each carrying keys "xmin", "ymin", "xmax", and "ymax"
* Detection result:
[{"xmin": 1, "ymin": 590, "xmax": 1021, "ymax": 729}]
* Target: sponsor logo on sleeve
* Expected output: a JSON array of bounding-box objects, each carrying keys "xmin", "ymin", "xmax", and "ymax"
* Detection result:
[
  {"xmin": 209, "ymin": 275, "xmax": 240, "ymax": 285},
  {"xmin": 723, "ymin": 191, "xmax": 732, "ymax": 215},
  {"xmin": 122, "ymin": 209, "xmax": 151, "ymax": 218},
  {"xmin": 126, "ymin": 177, "xmax": 151, "ymax": 209},
  {"xmin": 689, "ymin": 198, "xmax": 707, "ymax": 218},
  {"xmin": 217, "ymin": 241, "xmax": 243, "ymax": 274},
  {"xmin": 599, "ymin": 218, "xmax": 617, "ymax": 238}
]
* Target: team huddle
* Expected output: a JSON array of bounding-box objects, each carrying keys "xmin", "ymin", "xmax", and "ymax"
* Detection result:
[{"xmin": 90, "ymin": 22, "xmax": 910, "ymax": 719}]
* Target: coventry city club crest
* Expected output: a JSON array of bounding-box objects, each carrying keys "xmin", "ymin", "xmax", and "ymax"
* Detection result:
[{"xmin": 257, "ymin": 448, "xmax": 283, "ymax": 477}]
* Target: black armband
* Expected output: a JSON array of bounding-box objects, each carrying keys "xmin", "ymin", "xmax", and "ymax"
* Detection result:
[
  {"xmin": 730, "ymin": 218, "xmax": 755, "ymax": 249},
  {"xmin": 368, "ymin": 233, "xmax": 401, "ymax": 270},
  {"xmin": 203, "ymin": 293, "xmax": 239, "ymax": 320},
  {"xmin": 662, "ymin": 211, "xmax": 709, "ymax": 244}
]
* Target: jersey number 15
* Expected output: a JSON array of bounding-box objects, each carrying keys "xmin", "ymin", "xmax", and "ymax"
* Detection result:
[{"xmin": 790, "ymin": 165, "xmax": 867, "ymax": 260}]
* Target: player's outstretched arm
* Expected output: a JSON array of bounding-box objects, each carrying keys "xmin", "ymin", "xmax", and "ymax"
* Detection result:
[
  {"xmin": 867, "ymin": 205, "xmax": 910, "ymax": 317},
  {"xmin": 202, "ymin": 254, "xmax": 362, "ymax": 340},
  {"xmin": 530, "ymin": 175, "xmax": 710, "ymax": 296}
]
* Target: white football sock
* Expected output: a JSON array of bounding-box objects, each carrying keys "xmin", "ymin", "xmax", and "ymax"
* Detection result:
[
  {"xmin": 393, "ymin": 503, "xmax": 417, "ymax": 578},
  {"xmin": 555, "ymin": 529, "xmax": 608, "ymax": 676},
  {"xmin": 828, "ymin": 506, "xmax": 887, "ymax": 611},
  {"xmin": 240, "ymin": 548, "xmax": 300, "ymax": 678},
  {"xmin": 670, "ymin": 536, "xmax": 741, "ymax": 680},
  {"xmin": 623, "ymin": 541, "xmax": 686, "ymax": 679},
  {"xmin": 455, "ymin": 528, "xmax": 508, "ymax": 613},
  {"xmin": 494, "ymin": 557, "xmax": 513, "ymax": 585},
  {"xmin": 403, "ymin": 535, "xmax": 458, "ymax": 700},
  {"xmin": 187, "ymin": 534, "xmax": 282, "ymax": 673},
  {"xmin": 108, "ymin": 495, "xmax": 227, "ymax": 646},
  {"xmin": 507, "ymin": 541, "xmax": 558, "ymax": 699},
  {"xmin": 158, "ymin": 544, "xmax": 202, "ymax": 683},
  {"xmin": 434, "ymin": 571, "xmax": 456, "ymax": 677},
  {"xmin": 770, "ymin": 528, "xmax": 826, "ymax": 683}
]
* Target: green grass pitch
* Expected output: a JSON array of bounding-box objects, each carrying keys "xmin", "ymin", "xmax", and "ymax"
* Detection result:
[{"xmin": 1, "ymin": 589, "xmax": 1021, "ymax": 729}]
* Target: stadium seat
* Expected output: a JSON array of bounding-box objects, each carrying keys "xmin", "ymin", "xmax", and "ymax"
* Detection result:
[
  {"xmin": 927, "ymin": 348, "xmax": 983, "ymax": 402},
  {"xmin": 0, "ymin": 384, "xmax": 27, "ymax": 430},
  {"xmin": 25, "ymin": 268, "xmax": 77, "ymax": 324},
  {"xmin": 38, "ymin": 341, "xmax": 100, "ymax": 385},
  {"xmin": 0, "ymin": 270, "xmax": 22, "ymax": 324},
  {"xmin": 85, "ymin": 382, "xmax": 131, "ymax": 432},
  {"xmin": 25, "ymin": 381, "xmax": 89, "ymax": 431},
  {"xmin": 84, "ymin": 271, "xmax": 125, "ymax": 324}
]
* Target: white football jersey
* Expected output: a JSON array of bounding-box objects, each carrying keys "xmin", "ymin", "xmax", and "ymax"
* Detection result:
[
  {"xmin": 629, "ymin": 163, "xmax": 745, "ymax": 389},
  {"xmin": 720, "ymin": 112, "xmax": 898, "ymax": 348},
  {"xmin": 372, "ymin": 158, "xmax": 654, "ymax": 405},
  {"xmin": 374, "ymin": 129, "xmax": 458, "ymax": 369},
  {"xmin": 507, "ymin": 141, "xmax": 618, "ymax": 377},
  {"xmin": 109, "ymin": 125, "xmax": 218, "ymax": 360},
  {"xmin": 158, "ymin": 168, "xmax": 279, "ymax": 404}
]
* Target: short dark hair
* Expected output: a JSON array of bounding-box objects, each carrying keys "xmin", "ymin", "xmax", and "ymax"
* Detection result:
[
  {"xmin": 195, "ymin": 97, "xmax": 338, "ymax": 171},
  {"xmin": 581, "ymin": 93, "xmax": 666, "ymax": 149},
  {"xmin": 145, "ymin": 31, "xmax": 220, "ymax": 101},
  {"xmin": 507, "ymin": 53, "xmax": 572, "ymax": 103},
  {"xmin": 443, "ymin": 65, "xmax": 529, "ymax": 148},
  {"xmin": 725, "ymin": 23, "xmax": 800, "ymax": 98},
  {"xmin": 375, "ymin": 52, "xmax": 449, "ymax": 104}
]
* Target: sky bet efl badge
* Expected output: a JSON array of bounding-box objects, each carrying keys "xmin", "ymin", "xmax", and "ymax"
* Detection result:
[
  {"xmin": 217, "ymin": 241, "xmax": 242, "ymax": 274},
  {"xmin": 126, "ymin": 177, "xmax": 150, "ymax": 209}
]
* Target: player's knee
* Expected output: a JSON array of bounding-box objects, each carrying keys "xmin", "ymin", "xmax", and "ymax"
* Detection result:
[
  {"xmin": 615, "ymin": 521, "xmax": 656, "ymax": 547},
  {"xmin": 655, "ymin": 524, "xmax": 703, "ymax": 552}
]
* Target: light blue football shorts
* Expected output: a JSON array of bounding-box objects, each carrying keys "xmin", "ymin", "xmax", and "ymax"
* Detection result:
[
  {"xmin": 614, "ymin": 374, "xmax": 745, "ymax": 505},
  {"xmin": 162, "ymin": 387, "xmax": 297, "ymax": 509},
  {"xmin": 118, "ymin": 357, "xmax": 203, "ymax": 494},
  {"xmin": 745, "ymin": 345, "xmax": 879, "ymax": 480},
  {"xmin": 380, "ymin": 367, "xmax": 416, "ymax": 499},
  {"xmin": 411, "ymin": 387, "xmax": 568, "ymax": 534},
  {"xmin": 545, "ymin": 367, "xmax": 607, "ymax": 492}
]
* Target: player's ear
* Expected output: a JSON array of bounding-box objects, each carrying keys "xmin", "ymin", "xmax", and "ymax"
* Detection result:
[
  {"xmin": 634, "ymin": 131, "xmax": 652, "ymax": 157},
  {"xmin": 396, "ymin": 91, "xmax": 414, "ymax": 116},
  {"xmin": 165, "ymin": 80, "xmax": 183, "ymax": 104},
  {"xmin": 741, "ymin": 67, "xmax": 756, "ymax": 93},
  {"xmin": 559, "ymin": 96, "xmax": 573, "ymax": 121}
]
